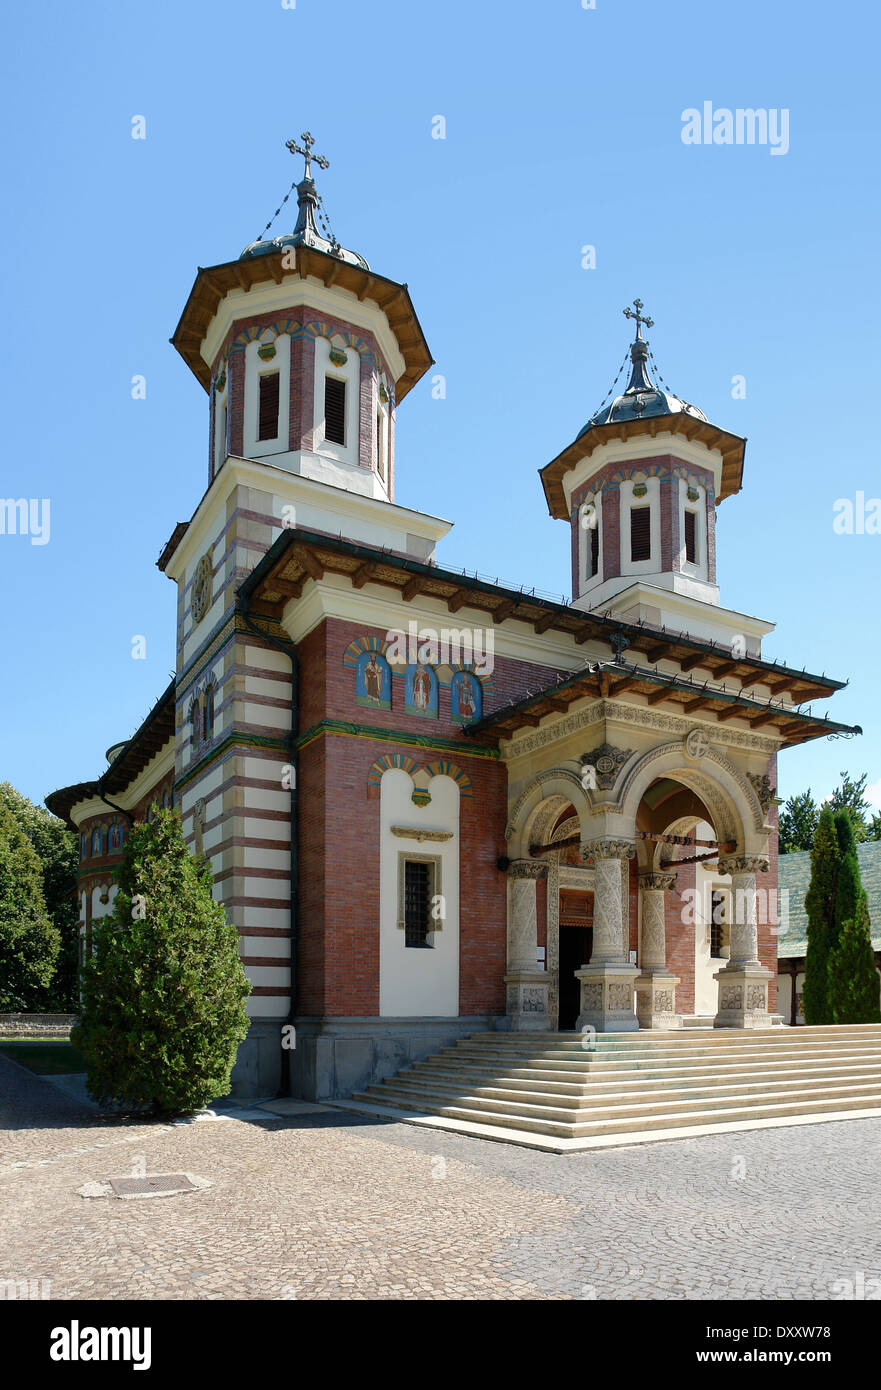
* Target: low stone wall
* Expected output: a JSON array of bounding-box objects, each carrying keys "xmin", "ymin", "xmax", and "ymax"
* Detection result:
[{"xmin": 0, "ymin": 1014, "xmax": 77, "ymax": 1037}]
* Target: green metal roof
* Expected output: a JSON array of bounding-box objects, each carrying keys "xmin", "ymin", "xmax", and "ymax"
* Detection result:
[{"xmin": 777, "ymin": 840, "xmax": 881, "ymax": 959}]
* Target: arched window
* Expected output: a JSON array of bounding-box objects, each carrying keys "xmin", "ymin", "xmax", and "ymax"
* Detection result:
[{"xmin": 203, "ymin": 681, "xmax": 216, "ymax": 741}]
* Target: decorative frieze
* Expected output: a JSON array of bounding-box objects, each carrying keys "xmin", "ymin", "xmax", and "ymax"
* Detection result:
[{"xmin": 390, "ymin": 826, "xmax": 453, "ymax": 843}]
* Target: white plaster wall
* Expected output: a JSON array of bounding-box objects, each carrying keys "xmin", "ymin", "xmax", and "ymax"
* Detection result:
[{"xmin": 379, "ymin": 769, "xmax": 460, "ymax": 1017}]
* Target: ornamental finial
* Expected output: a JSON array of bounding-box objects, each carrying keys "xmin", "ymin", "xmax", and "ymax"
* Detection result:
[
  {"xmin": 623, "ymin": 298, "xmax": 654, "ymax": 341},
  {"xmin": 285, "ymin": 130, "xmax": 329, "ymax": 182}
]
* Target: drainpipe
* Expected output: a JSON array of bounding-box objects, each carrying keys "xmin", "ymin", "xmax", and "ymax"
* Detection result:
[{"xmin": 237, "ymin": 594, "xmax": 299, "ymax": 1096}]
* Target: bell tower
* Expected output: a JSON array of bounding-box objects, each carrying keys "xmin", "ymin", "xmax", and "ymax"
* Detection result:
[
  {"xmin": 171, "ymin": 132, "xmax": 435, "ymax": 519},
  {"xmin": 540, "ymin": 300, "xmax": 773, "ymax": 656}
]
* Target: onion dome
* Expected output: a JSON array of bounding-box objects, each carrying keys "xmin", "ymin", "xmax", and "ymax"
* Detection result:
[
  {"xmin": 240, "ymin": 131, "xmax": 368, "ymax": 270},
  {"xmin": 579, "ymin": 299, "xmax": 705, "ymax": 436}
]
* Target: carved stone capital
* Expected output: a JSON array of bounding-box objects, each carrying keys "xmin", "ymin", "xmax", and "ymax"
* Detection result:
[
  {"xmin": 582, "ymin": 839, "xmax": 636, "ymax": 863},
  {"xmin": 718, "ymin": 854, "xmax": 769, "ymax": 878},
  {"xmin": 639, "ymin": 872, "xmax": 677, "ymax": 892},
  {"xmin": 508, "ymin": 858, "xmax": 548, "ymax": 880}
]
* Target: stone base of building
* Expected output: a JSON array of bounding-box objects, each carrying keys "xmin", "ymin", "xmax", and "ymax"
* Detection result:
[
  {"xmin": 237, "ymin": 1015, "xmax": 503, "ymax": 1103},
  {"xmin": 575, "ymin": 963, "xmax": 640, "ymax": 1033},
  {"xmin": 713, "ymin": 966, "xmax": 775, "ymax": 1029},
  {"xmin": 505, "ymin": 970, "xmax": 552, "ymax": 1032},
  {"xmin": 635, "ymin": 972, "xmax": 682, "ymax": 1030}
]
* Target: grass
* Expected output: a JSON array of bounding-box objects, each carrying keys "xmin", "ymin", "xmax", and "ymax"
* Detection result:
[{"xmin": 0, "ymin": 1042, "xmax": 86, "ymax": 1074}]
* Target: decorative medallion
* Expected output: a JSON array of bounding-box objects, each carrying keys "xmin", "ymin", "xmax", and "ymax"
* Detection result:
[
  {"xmin": 257, "ymin": 343, "xmax": 277, "ymax": 361},
  {"xmin": 687, "ymin": 485, "xmax": 700, "ymax": 502},
  {"xmin": 411, "ymin": 787, "xmax": 432, "ymax": 808},
  {"xmin": 192, "ymin": 552, "xmax": 214, "ymax": 626},
  {"xmin": 379, "ymin": 382, "xmax": 389, "ymax": 404},
  {"xmin": 632, "ymin": 482, "xmax": 648, "ymax": 498},
  {"xmin": 329, "ymin": 348, "xmax": 348, "ymax": 367},
  {"xmin": 215, "ymin": 369, "xmax": 226, "ymax": 392},
  {"xmin": 581, "ymin": 742, "xmax": 633, "ymax": 790},
  {"xmin": 684, "ymin": 727, "xmax": 711, "ymax": 760}
]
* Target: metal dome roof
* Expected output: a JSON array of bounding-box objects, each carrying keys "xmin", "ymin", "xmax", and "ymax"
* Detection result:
[{"xmin": 579, "ymin": 299, "xmax": 705, "ymax": 436}]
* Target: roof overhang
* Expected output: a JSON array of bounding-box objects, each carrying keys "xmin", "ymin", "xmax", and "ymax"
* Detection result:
[
  {"xmin": 239, "ymin": 529, "xmax": 847, "ymax": 708},
  {"xmin": 539, "ymin": 414, "xmax": 746, "ymax": 520},
  {"xmin": 463, "ymin": 659, "xmax": 861, "ymax": 750},
  {"xmin": 171, "ymin": 244, "xmax": 433, "ymax": 403},
  {"xmin": 45, "ymin": 679, "xmax": 176, "ymax": 829}
]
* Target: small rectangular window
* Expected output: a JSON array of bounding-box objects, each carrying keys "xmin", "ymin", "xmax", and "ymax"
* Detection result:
[
  {"xmin": 710, "ymin": 890, "xmax": 726, "ymax": 957},
  {"xmin": 404, "ymin": 859, "xmax": 433, "ymax": 949},
  {"xmin": 630, "ymin": 506, "xmax": 651, "ymax": 562},
  {"xmin": 325, "ymin": 376, "xmax": 346, "ymax": 445},
  {"xmin": 376, "ymin": 412, "xmax": 385, "ymax": 480},
  {"xmin": 258, "ymin": 372, "xmax": 280, "ymax": 442},
  {"xmin": 684, "ymin": 509, "xmax": 697, "ymax": 565}
]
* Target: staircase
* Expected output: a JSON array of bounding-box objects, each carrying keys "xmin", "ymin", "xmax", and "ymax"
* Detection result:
[{"xmin": 344, "ymin": 1025, "xmax": 881, "ymax": 1152}]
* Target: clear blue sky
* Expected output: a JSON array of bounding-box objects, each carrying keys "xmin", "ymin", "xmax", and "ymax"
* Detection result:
[{"xmin": 1, "ymin": 0, "xmax": 878, "ymax": 815}]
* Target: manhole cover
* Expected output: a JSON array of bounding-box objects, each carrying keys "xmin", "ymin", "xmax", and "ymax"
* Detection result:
[{"xmin": 109, "ymin": 1174, "xmax": 197, "ymax": 1197}]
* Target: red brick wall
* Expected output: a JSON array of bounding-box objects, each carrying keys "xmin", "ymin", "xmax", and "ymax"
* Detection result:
[
  {"xmin": 294, "ymin": 614, "xmax": 560, "ymax": 1017},
  {"xmin": 666, "ymin": 861, "xmax": 697, "ymax": 1014}
]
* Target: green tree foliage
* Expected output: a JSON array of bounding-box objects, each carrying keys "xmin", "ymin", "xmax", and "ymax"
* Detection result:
[
  {"xmin": 828, "ymin": 771, "xmax": 872, "ymax": 843},
  {"xmin": 827, "ymin": 916, "xmax": 881, "ymax": 1024},
  {"xmin": 826, "ymin": 811, "xmax": 881, "ymax": 1024},
  {"xmin": 778, "ymin": 789, "xmax": 820, "ymax": 855},
  {"xmin": 0, "ymin": 783, "xmax": 79, "ymax": 1009},
  {"xmin": 72, "ymin": 808, "xmax": 250, "ymax": 1114},
  {"xmin": 0, "ymin": 799, "xmax": 61, "ymax": 1010},
  {"xmin": 802, "ymin": 805, "xmax": 841, "ymax": 1025}
]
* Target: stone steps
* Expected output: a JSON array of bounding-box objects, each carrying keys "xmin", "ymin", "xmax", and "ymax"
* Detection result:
[{"xmin": 345, "ymin": 1025, "xmax": 881, "ymax": 1152}]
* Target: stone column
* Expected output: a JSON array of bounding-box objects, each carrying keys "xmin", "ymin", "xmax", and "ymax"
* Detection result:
[
  {"xmin": 713, "ymin": 855, "xmax": 773, "ymax": 1028},
  {"xmin": 504, "ymin": 860, "xmax": 551, "ymax": 1032},
  {"xmin": 575, "ymin": 840, "xmax": 639, "ymax": 1033},
  {"xmin": 635, "ymin": 872, "xmax": 682, "ymax": 1029}
]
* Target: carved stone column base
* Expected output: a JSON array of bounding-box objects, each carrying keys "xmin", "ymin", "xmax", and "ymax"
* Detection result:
[
  {"xmin": 713, "ymin": 965, "xmax": 774, "ymax": 1029},
  {"xmin": 575, "ymin": 963, "xmax": 640, "ymax": 1033},
  {"xmin": 505, "ymin": 971, "xmax": 552, "ymax": 1032},
  {"xmin": 635, "ymin": 971, "xmax": 682, "ymax": 1030}
]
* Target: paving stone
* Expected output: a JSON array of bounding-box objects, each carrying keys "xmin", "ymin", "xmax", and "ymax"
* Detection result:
[{"xmin": 3, "ymin": 1054, "xmax": 881, "ymax": 1300}]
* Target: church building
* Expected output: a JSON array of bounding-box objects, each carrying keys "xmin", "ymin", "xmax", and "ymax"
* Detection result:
[{"xmin": 46, "ymin": 135, "xmax": 859, "ymax": 1104}]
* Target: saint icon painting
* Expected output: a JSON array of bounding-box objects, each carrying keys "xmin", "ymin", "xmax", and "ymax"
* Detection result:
[
  {"xmin": 404, "ymin": 662, "xmax": 438, "ymax": 718},
  {"xmin": 355, "ymin": 650, "xmax": 391, "ymax": 710}
]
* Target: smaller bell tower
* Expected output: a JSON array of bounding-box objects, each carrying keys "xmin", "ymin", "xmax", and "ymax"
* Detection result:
[{"xmin": 540, "ymin": 300, "xmax": 772, "ymax": 656}]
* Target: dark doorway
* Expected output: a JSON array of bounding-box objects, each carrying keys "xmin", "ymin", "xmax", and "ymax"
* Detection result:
[{"xmin": 558, "ymin": 924, "xmax": 593, "ymax": 1031}]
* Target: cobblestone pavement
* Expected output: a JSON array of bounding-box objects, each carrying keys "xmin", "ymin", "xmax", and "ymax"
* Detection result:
[{"xmin": 2, "ymin": 1053, "xmax": 881, "ymax": 1300}]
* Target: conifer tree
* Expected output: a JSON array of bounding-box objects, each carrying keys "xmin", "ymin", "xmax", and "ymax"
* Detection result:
[
  {"xmin": 826, "ymin": 811, "xmax": 881, "ymax": 1023},
  {"xmin": 802, "ymin": 805, "xmax": 840, "ymax": 1025},
  {"xmin": 0, "ymin": 799, "xmax": 61, "ymax": 1009},
  {"xmin": 73, "ymin": 808, "xmax": 250, "ymax": 1114}
]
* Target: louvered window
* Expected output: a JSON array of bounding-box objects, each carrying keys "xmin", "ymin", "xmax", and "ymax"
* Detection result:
[
  {"xmin": 588, "ymin": 522, "xmax": 600, "ymax": 578},
  {"xmin": 404, "ymin": 860, "xmax": 433, "ymax": 948},
  {"xmin": 630, "ymin": 506, "xmax": 651, "ymax": 562},
  {"xmin": 684, "ymin": 509, "xmax": 697, "ymax": 564},
  {"xmin": 258, "ymin": 372, "xmax": 280, "ymax": 441},
  {"xmin": 325, "ymin": 376, "xmax": 346, "ymax": 445}
]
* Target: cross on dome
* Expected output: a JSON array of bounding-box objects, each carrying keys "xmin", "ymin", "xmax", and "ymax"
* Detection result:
[
  {"xmin": 285, "ymin": 131, "xmax": 329, "ymax": 182},
  {"xmin": 623, "ymin": 298, "xmax": 654, "ymax": 340}
]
